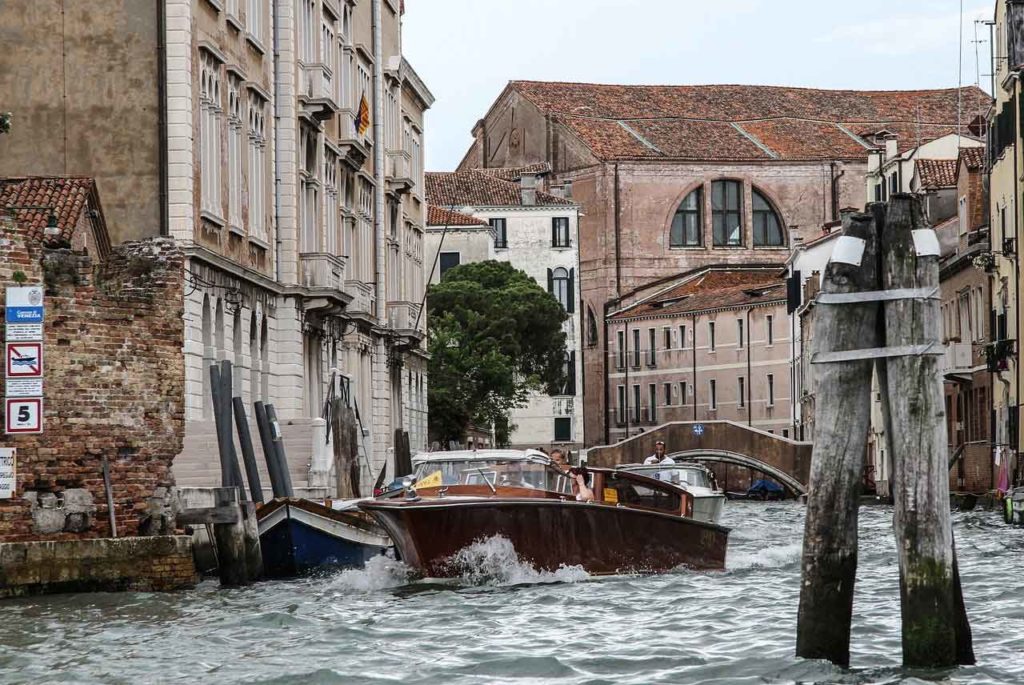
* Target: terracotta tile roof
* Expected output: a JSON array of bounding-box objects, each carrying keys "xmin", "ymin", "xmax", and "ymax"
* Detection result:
[
  {"xmin": 425, "ymin": 170, "xmax": 575, "ymax": 207},
  {"xmin": 611, "ymin": 268, "xmax": 786, "ymax": 320},
  {"xmin": 916, "ymin": 159, "xmax": 959, "ymax": 189},
  {"xmin": 959, "ymin": 146, "xmax": 985, "ymax": 171},
  {"xmin": 427, "ymin": 205, "xmax": 488, "ymax": 227},
  {"xmin": 475, "ymin": 163, "xmax": 552, "ymax": 182},
  {"xmin": 507, "ymin": 81, "xmax": 989, "ymax": 162},
  {"xmin": 0, "ymin": 177, "xmax": 95, "ymax": 243}
]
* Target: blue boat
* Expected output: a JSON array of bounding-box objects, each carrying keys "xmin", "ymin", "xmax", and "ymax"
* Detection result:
[{"xmin": 257, "ymin": 498, "xmax": 393, "ymax": 577}]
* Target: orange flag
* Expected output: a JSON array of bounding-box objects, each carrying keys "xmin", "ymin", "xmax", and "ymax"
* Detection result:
[{"xmin": 357, "ymin": 93, "xmax": 370, "ymax": 136}]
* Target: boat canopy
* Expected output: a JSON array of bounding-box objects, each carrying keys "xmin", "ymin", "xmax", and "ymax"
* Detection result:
[
  {"xmin": 411, "ymin": 450, "xmax": 570, "ymax": 492},
  {"xmin": 619, "ymin": 463, "xmax": 713, "ymax": 489}
]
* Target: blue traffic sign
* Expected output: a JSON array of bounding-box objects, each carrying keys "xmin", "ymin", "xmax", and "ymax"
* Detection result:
[{"xmin": 692, "ymin": 424, "xmax": 705, "ymax": 436}]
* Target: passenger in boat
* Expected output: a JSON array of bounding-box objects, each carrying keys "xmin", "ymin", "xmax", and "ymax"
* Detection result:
[
  {"xmin": 644, "ymin": 441, "xmax": 676, "ymax": 465},
  {"xmin": 550, "ymin": 449, "xmax": 594, "ymax": 502},
  {"xmin": 550, "ymin": 448, "xmax": 569, "ymax": 470}
]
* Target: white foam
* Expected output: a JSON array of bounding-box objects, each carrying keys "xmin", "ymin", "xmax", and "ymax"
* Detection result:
[
  {"xmin": 333, "ymin": 554, "xmax": 412, "ymax": 592},
  {"xmin": 727, "ymin": 542, "xmax": 802, "ymax": 571},
  {"xmin": 446, "ymin": 535, "xmax": 590, "ymax": 586}
]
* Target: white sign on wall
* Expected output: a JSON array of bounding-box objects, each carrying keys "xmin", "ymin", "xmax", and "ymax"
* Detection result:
[
  {"xmin": 0, "ymin": 448, "xmax": 14, "ymax": 498},
  {"xmin": 5, "ymin": 398, "xmax": 42, "ymax": 434}
]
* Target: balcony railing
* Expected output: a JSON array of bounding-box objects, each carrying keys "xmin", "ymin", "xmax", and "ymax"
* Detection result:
[
  {"xmin": 940, "ymin": 342, "xmax": 973, "ymax": 376},
  {"xmin": 299, "ymin": 253, "xmax": 346, "ymax": 291},
  {"xmin": 299, "ymin": 63, "xmax": 339, "ymax": 120},
  {"xmin": 345, "ymin": 280, "xmax": 374, "ymax": 315},
  {"xmin": 387, "ymin": 301, "xmax": 422, "ymax": 333}
]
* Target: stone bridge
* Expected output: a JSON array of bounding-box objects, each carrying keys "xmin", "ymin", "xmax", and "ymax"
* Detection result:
[{"xmin": 585, "ymin": 421, "xmax": 812, "ymax": 495}]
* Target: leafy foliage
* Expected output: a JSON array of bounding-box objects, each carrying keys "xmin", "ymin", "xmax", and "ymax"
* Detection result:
[{"xmin": 427, "ymin": 261, "xmax": 568, "ymax": 446}]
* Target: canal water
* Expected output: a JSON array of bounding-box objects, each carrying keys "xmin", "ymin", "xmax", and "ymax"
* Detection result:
[{"xmin": 2, "ymin": 502, "xmax": 1023, "ymax": 684}]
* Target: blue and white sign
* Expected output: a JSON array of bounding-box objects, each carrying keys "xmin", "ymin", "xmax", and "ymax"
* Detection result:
[
  {"xmin": 692, "ymin": 423, "xmax": 705, "ymax": 436},
  {"xmin": 5, "ymin": 287, "xmax": 44, "ymax": 324}
]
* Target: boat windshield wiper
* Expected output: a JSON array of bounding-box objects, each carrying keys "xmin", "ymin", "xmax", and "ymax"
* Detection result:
[{"xmin": 475, "ymin": 466, "xmax": 497, "ymax": 494}]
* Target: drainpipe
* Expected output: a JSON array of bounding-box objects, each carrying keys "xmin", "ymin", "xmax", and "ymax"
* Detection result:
[
  {"xmin": 372, "ymin": 0, "xmax": 386, "ymax": 324},
  {"xmin": 624, "ymin": 316, "xmax": 630, "ymax": 438},
  {"xmin": 692, "ymin": 313, "xmax": 698, "ymax": 421},
  {"xmin": 614, "ymin": 164, "xmax": 622, "ymax": 296},
  {"xmin": 156, "ymin": 0, "xmax": 169, "ymax": 237},
  {"xmin": 272, "ymin": 0, "xmax": 282, "ymax": 282},
  {"xmin": 1015, "ymin": 76, "xmax": 1022, "ymax": 483},
  {"xmin": 746, "ymin": 308, "xmax": 753, "ymax": 427}
]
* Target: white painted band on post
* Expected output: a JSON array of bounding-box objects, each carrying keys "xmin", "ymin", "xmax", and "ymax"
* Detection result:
[
  {"xmin": 912, "ymin": 229, "xmax": 941, "ymax": 256},
  {"xmin": 811, "ymin": 343, "xmax": 943, "ymax": 364},
  {"xmin": 816, "ymin": 287, "xmax": 940, "ymax": 304},
  {"xmin": 830, "ymin": 236, "xmax": 866, "ymax": 266}
]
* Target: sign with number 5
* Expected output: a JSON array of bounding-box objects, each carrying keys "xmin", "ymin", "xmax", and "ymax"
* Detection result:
[{"xmin": 5, "ymin": 397, "xmax": 42, "ymax": 434}]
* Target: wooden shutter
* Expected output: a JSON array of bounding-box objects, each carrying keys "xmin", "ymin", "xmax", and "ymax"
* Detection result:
[
  {"xmin": 567, "ymin": 268, "xmax": 575, "ymax": 313},
  {"xmin": 547, "ymin": 268, "xmax": 553, "ymax": 294}
]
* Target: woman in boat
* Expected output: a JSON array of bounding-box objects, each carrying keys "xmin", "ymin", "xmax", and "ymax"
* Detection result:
[{"xmin": 551, "ymin": 449, "xmax": 595, "ymax": 502}]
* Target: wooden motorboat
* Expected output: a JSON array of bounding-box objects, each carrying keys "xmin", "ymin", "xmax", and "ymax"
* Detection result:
[
  {"xmin": 358, "ymin": 450, "xmax": 728, "ymax": 577},
  {"xmin": 257, "ymin": 498, "xmax": 392, "ymax": 577},
  {"xmin": 618, "ymin": 462, "xmax": 726, "ymax": 525}
]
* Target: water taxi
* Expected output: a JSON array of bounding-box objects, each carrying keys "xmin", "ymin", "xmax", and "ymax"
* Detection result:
[
  {"xmin": 617, "ymin": 461, "xmax": 726, "ymax": 525},
  {"xmin": 358, "ymin": 450, "xmax": 729, "ymax": 577}
]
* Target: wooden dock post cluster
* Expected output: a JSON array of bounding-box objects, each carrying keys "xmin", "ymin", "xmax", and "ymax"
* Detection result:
[{"xmin": 796, "ymin": 195, "xmax": 974, "ymax": 668}]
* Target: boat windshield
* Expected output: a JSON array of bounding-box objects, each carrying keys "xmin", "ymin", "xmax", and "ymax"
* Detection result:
[
  {"xmin": 628, "ymin": 466, "xmax": 709, "ymax": 488},
  {"xmin": 413, "ymin": 459, "xmax": 573, "ymax": 494}
]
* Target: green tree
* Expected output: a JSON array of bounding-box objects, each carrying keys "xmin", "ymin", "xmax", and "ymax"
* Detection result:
[{"xmin": 427, "ymin": 260, "xmax": 568, "ymax": 446}]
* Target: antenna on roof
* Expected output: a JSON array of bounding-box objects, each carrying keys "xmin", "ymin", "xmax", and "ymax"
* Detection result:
[{"xmin": 957, "ymin": 0, "xmax": 964, "ymax": 149}]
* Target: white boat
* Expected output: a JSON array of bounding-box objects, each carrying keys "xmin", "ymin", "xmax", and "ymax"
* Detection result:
[{"xmin": 618, "ymin": 462, "xmax": 726, "ymax": 525}]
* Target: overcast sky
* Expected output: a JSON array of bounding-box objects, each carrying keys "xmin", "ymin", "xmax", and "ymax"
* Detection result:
[{"xmin": 402, "ymin": 0, "xmax": 993, "ymax": 171}]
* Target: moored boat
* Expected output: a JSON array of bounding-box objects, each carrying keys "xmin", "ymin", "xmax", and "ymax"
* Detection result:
[
  {"xmin": 257, "ymin": 498, "xmax": 392, "ymax": 577},
  {"xmin": 617, "ymin": 462, "xmax": 726, "ymax": 525},
  {"xmin": 358, "ymin": 450, "xmax": 728, "ymax": 577}
]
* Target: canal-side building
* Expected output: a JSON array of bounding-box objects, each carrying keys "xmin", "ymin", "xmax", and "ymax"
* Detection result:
[
  {"xmin": 424, "ymin": 167, "xmax": 585, "ymax": 451},
  {"xmin": 0, "ymin": 0, "xmax": 434, "ymax": 493},
  {"xmin": 459, "ymin": 80, "xmax": 989, "ymax": 446},
  {"xmin": 606, "ymin": 266, "xmax": 791, "ymax": 442}
]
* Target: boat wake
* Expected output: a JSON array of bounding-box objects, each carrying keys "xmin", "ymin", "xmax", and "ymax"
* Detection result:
[
  {"xmin": 332, "ymin": 554, "xmax": 412, "ymax": 592},
  {"xmin": 726, "ymin": 541, "xmax": 802, "ymax": 571},
  {"xmin": 444, "ymin": 535, "xmax": 590, "ymax": 586}
]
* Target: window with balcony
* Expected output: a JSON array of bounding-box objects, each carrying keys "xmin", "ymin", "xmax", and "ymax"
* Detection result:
[
  {"xmin": 552, "ymin": 217, "xmax": 571, "ymax": 247},
  {"xmin": 324, "ymin": 148, "xmax": 339, "ymax": 254},
  {"xmin": 199, "ymin": 49, "xmax": 223, "ymax": 220},
  {"xmin": 299, "ymin": 127, "xmax": 320, "ymax": 252},
  {"xmin": 247, "ymin": 90, "xmax": 267, "ymax": 240},
  {"xmin": 227, "ymin": 74, "xmax": 243, "ymax": 230},
  {"xmin": 491, "ymin": 218, "xmax": 508, "ymax": 248},
  {"xmin": 752, "ymin": 189, "xmax": 785, "ymax": 246},
  {"xmin": 712, "ymin": 180, "xmax": 742, "ymax": 246},
  {"xmin": 670, "ymin": 187, "xmax": 702, "ymax": 247},
  {"xmin": 299, "ymin": 0, "xmax": 316, "ymax": 63}
]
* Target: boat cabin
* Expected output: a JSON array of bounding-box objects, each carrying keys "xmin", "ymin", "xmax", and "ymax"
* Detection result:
[{"xmin": 619, "ymin": 462, "xmax": 719, "ymax": 490}]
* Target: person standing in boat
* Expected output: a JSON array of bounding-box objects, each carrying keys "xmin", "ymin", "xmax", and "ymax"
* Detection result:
[
  {"xmin": 550, "ymin": 449, "xmax": 594, "ymax": 502},
  {"xmin": 644, "ymin": 440, "xmax": 676, "ymax": 465}
]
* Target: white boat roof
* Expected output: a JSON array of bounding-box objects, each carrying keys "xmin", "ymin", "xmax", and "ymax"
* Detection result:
[
  {"xmin": 619, "ymin": 462, "xmax": 710, "ymax": 471},
  {"xmin": 412, "ymin": 449, "xmax": 552, "ymax": 465}
]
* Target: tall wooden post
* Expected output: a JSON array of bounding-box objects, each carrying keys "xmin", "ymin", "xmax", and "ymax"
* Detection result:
[
  {"xmin": 881, "ymin": 195, "xmax": 972, "ymax": 667},
  {"xmin": 796, "ymin": 212, "xmax": 881, "ymax": 667},
  {"xmin": 331, "ymin": 398, "xmax": 360, "ymax": 499}
]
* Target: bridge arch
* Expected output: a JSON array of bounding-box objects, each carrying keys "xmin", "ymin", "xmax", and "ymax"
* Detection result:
[{"xmin": 667, "ymin": 449, "xmax": 807, "ymax": 495}]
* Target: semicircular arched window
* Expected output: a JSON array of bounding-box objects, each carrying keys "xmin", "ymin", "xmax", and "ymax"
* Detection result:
[
  {"xmin": 752, "ymin": 189, "xmax": 785, "ymax": 247},
  {"xmin": 670, "ymin": 187, "xmax": 703, "ymax": 247}
]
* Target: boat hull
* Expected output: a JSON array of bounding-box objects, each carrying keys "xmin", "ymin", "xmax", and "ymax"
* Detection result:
[
  {"xmin": 359, "ymin": 498, "xmax": 728, "ymax": 577},
  {"xmin": 258, "ymin": 499, "xmax": 392, "ymax": 577}
]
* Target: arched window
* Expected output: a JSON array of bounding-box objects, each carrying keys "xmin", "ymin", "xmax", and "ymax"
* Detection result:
[
  {"xmin": 670, "ymin": 187, "xmax": 702, "ymax": 247},
  {"xmin": 712, "ymin": 180, "xmax": 742, "ymax": 246},
  {"xmin": 548, "ymin": 267, "xmax": 574, "ymax": 312},
  {"xmin": 753, "ymin": 189, "xmax": 785, "ymax": 246}
]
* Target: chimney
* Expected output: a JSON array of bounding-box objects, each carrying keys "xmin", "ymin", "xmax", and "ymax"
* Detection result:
[
  {"xmin": 884, "ymin": 138, "xmax": 898, "ymax": 163},
  {"xmin": 520, "ymin": 173, "xmax": 537, "ymax": 206}
]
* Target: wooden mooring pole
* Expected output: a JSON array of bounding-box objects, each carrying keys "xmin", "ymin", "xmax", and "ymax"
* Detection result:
[
  {"xmin": 796, "ymin": 212, "xmax": 881, "ymax": 667},
  {"xmin": 882, "ymin": 195, "xmax": 973, "ymax": 667}
]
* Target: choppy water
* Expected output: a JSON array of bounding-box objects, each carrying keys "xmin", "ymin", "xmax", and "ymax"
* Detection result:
[{"xmin": 1, "ymin": 502, "xmax": 1023, "ymax": 684}]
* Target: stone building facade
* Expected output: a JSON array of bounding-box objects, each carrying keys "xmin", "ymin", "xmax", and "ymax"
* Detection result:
[
  {"xmin": 425, "ymin": 167, "xmax": 584, "ymax": 450},
  {"xmin": 0, "ymin": 1, "xmax": 434, "ymax": 493},
  {"xmin": 606, "ymin": 267, "xmax": 791, "ymax": 442},
  {"xmin": 0, "ymin": 178, "xmax": 184, "ymax": 541},
  {"xmin": 460, "ymin": 81, "xmax": 987, "ymax": 446}
]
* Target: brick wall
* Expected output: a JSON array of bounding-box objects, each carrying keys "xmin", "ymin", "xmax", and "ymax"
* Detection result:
[{"xmin": 0, "ymin": 214, "xmax": 185, "ymax": 541}]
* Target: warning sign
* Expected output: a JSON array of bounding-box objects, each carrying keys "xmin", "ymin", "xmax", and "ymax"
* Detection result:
[
  {"xmin": 0, "ymin": 448, "xmax": 14, "ymax": 498},
  {"xmin": 5, "ymin": 397, "xmax": 42, "ymax": 434},
  {"xmin": 6, "ymin": 342, "xmax": 43, "ymax": 378}
]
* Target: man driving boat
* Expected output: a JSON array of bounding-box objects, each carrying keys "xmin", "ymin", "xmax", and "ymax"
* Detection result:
[{"xmin": 644, "ymin": 440, "xmax": 676, "ymax": 465}]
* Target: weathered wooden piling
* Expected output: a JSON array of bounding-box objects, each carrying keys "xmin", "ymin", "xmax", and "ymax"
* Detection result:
[
  {"xmin": 219, "ymin": 360, "xmax": 247, "ymax": 495},
  {"xmin": 211, "ymin": 486, "xmax": 250, "ymax": 586},
  {"xmin": 232, "ymin": 397, "xmax": 264, "ymax": 504},
  {"xmin": 796, "ymin": 213, "xmax": 881, "ymax": 667},
  {"xmin": 331, "ymin": 398, "xmax": 361, "ymax": 499},
  {"xmin": 264, "ymin": 404, "xmax": 294, "ymax": 497},
  {"xmin": 882, "ymin": 195, "xmax": 973, "ymax": 667},
  {"xmin": 254, "ymin": 401, "xmax": 287, "ymax": 498}
]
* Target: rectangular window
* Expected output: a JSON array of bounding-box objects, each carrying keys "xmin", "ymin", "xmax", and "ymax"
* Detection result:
[
  {"xmin": 227, "ymin": 74, "xmax": 243, "ymax": 229},
  {"xmin": 439, "ymin": 252, "xmax": 460, "ymax": 278},
  {"xmin": 709, "ymin": 379, "xmax": 717, "ymax": 410},
  {"xmin": 616, "ymin": 330, "xmax": 626, "ymax": 370},
  {"xmin": 680, "ymin": 381, "xmax": 687, "ymax": 404},
  {"xmin": 562, "ymin": 352, "xmax": 576, "ymax": 396},
  {"xmin": 737, "ymin": 318, "xmax": 744, "ymax": 349},
  {"xmin": 712, "ymin": 180, "xmax": 742, "ymax": 246},
  {"xmin": 648, "ymin": 383, "xmax": 657, "ymax": 422},
  {"xmin": 766, "ymin": 315, "xmax": 774, "ymax": 346},
  {"xmin": 663, "ymin": 327, "xmax": 672, "ymax": 350},
  {"xmin": 767, "ymin": 373, "xmax": 775, "ymax": 406},
  {"xmin": 738, "ymin": 377, "xmax": 746, "ymax": 407},
  {"xmin": 199, "ymin": 49, "xmax": 223, "ymax": 219},
  {"xmin": 783, "ymin": 429, "xmax": 789, "ymax": 439},
  {"xmin": 247, "ymin": 0, "xmax": 263, "ymax": 42},
  {"xmin": 679, "ymin": 325, "xmax": 687, "ymax": 349},
  {"xmin": 617, "ymin": 385, "xmax": 626, "ymax": 424},
  {"xmin": 632, "ymin": 329, "xmax": 641, "ymax": 368},
  {"xmin": 633, "ymin": 384, "xmax": 641, "ymax": 423},
  {"xmin": 554, "ymin": 417, "xmax": 571, "ymax": 442},
  {"xmin": 647, "ymin": 328, "xmax": 656, "ymax": 366},
  {"xmin": 552, "ymin": 217, "xmax": 570, "ymax": 247},
  {"xmin": 664, "ymin": 382, "xmax": 672, "ymax": 406},
  {"xmin": 491, "ymin": 218, "xmax": 508, "ymax": 248},
  {"xmin": 708, "ymin": 321, "xmax": 716, "ymax": 351}
]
